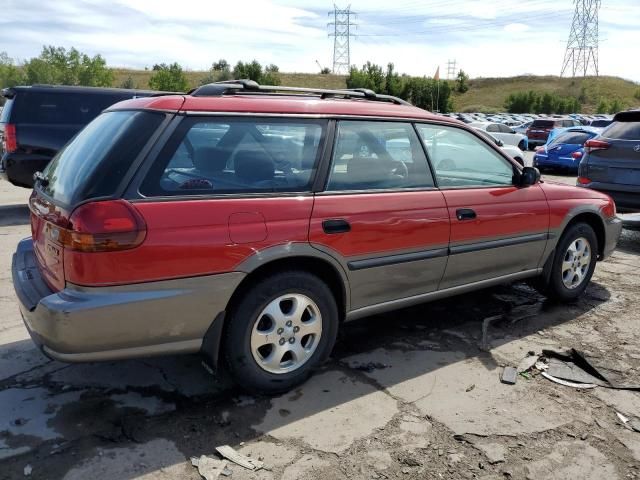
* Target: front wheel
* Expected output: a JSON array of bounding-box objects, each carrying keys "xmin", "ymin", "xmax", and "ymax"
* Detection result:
[
  {"xmin": 537, "ymin": 222, "xmax": 598, "ymax": 302},
  {"xmin": 518, "ymin": 140, "xmax": 526, "ymax": 151},
  {"xmin": 223, "ymin": 270, "xmax": 339, "ymax": 394}
]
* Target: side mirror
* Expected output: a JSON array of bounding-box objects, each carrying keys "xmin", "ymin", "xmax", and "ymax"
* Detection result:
[
  {"xmin": 496, "ymin": 139, "xmax": 505, "ymax": 147},
  {"xmin": 520, "ymin": 166, "xmax": 541, "ymax": 187}
]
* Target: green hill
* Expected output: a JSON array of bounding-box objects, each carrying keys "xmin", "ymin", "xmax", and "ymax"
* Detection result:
[{"xmin": 112, "ymin": 68, "xmax": 639, "ymax": 113}]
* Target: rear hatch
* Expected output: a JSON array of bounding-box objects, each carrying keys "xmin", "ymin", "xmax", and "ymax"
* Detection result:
[
  {"xmin": 30, "ymin": 109, "xmax": 166, "ymax": 291},
  {"xmin": 527, "ymin": 120, "xmax": 555, "ymax": 140},
  {"xmin": 584, "ymin": 112, "xmax": 640, "ymax": 186},
  {"xmin": 546, "ymin": 131, "xmax": 594, "ymax": 161}
]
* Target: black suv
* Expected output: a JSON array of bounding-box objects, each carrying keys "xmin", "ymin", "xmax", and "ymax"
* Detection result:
[{"xmin": 0, "ymin": 85, "xmax": 160, "ymax": 187}]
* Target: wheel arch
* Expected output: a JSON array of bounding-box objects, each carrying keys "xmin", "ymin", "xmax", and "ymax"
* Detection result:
[{"xmin": 563, "ymin": 211, "xmax": 606, "ymax": 259}]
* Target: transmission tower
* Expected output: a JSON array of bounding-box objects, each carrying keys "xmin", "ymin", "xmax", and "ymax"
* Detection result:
[
  {"xmin": 561, "ymin": 0, "xmax": 601, "ymax": 77},
  {"xmin": 446, "ymin": 59, "xmax": 457, "ymax": 80},
  {"xmin": 328, "ymin": 5, "xmax": 356, "ymax": 74}
]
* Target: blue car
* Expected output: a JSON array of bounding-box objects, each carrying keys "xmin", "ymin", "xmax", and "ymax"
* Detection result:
[{"xmin": 533, "ymin": 128, "xmax": 599, "ymax": 172}]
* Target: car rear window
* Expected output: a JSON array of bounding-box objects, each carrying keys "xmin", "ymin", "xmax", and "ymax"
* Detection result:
[
  {"xmin": 39, "ymin": 111, "xmax": 165, "ymax": 206},
  {"xmin": 531, "ymin": 120, "xmax": 554, "ymax": 128},
  {"xmin": 602, "ymin": 121, "xmax": 640, "ymax": 141},
  {"xmin": 549, "ymin": 131, "xmax": 593, "ymax": 146},
  {"xmin": 10, "ymin": 91, "xmax": 138, "ymax": 125}
]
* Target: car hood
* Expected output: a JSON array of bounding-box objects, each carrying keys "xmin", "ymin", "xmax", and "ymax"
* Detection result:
[{"xmin": 540, "ymin": 179, "xmax": 612, "ymax": 202}]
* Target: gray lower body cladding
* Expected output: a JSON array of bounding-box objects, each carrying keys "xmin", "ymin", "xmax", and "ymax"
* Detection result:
[{"xmin": 12, "ymin": 238, "xmax": 244, "ymax": 362}]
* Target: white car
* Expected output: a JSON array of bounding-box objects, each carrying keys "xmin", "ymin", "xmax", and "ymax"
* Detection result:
[
  {"xmin": 474, "ymin": 128, "xmax": 527, "ymax": 167},
  {"xmin": 469, "ymin": 122, "xmax": 528, "ymax": 151}
]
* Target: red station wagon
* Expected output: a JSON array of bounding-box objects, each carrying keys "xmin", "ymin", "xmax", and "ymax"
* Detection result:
[{"xmin": 12, "ymin": 81, "xmax": 622, "ymax": 393}]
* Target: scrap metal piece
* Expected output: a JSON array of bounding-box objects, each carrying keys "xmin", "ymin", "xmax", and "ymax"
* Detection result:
[
  {"xmin": 541, "ymin": 371, "xmax": 597, "ymax": 389},
  {"xmin": 215, "ymin": 445, "xmax": 264, "ymax": 471},
  {"xmin": 191, "ymin": 456, "xmax": 228, "ymax": 480}
]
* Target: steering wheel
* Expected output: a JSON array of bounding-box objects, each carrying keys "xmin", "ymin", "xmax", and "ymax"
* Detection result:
[
  {"xmin": 437, "ymin": 158, "xmax": 457, "ymax": 170},
  {"xmin": 390, "ymin": 160, "xmax": 409, "ymax": 179}
]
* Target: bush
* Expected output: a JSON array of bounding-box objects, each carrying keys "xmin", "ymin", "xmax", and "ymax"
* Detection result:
[
  {"xmin": 232, "ymin": 60, "xmax": 280, "ymax": 85},
  {"xmin": 0, "ymin": 52, "xmax": 25, "ymax": 89},
  {"xmin": 455, "ymin": 70, "xmax": 469, "ymax": 94},
  {"xmin": 148, "ymin": 62, "xmax": 188, "ymax": 92},
  {"xmin": 504, "ymin": 90, "xmax": 581, "ymax": 114}
]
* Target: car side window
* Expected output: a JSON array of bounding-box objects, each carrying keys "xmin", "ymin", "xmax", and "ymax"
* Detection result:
[
  {"xmin": 486, "ymin": 124, "xmax": 500, "ymax": 133},
  {"xmin": 326, "ymin": 121, "xmax": 435, "ymax": 191},
  {"xmin": 499, "ymin": 124, "xmax": 513, "ymax": 134},
  {"xmin": 416, "ymin": 124, "xmax": 516, "ymax": 188},
  {"xmin": 140, "ymin": 117, "xmax": 326, "ymax": 196}
]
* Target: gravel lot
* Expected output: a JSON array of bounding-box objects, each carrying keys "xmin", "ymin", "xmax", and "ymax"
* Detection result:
[{"xmin": 2, "ymin": 159, "xmax": 640, "ymax": 479}]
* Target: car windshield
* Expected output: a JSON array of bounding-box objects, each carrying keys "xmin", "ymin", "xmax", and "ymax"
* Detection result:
[
  {"xmin": 531, "ymin": 120, "xmax": 554, "ymax": 128},
  {"xmin": 39, "ymin": 110, "xmax": 164, "ymax": 205}
]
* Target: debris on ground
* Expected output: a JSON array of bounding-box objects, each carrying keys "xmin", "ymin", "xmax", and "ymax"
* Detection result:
[
  {"xmin": 541, "ymin": 371, "xmax": 597, "ymax": 389},
  {"xmin": 465, "ymin": 384, "xmax": 475, "ymax": 392},
  {"xmin": 480, "ymin": 315, "xmax": 503, "ymax": 351},
  {"xmin": 517, "ymin": 353, "xmax": 539, "ymax": 374},
  {"xmin": 23, "ymin": 465, "xmax": 32, "ymax": 477},
  {"xmin": 191, "ymin": 455, "xmax": 229, "ymax": 480},
  {"xmin": 353, "ymin": 362, "xmax": 390, "ymax": 372},
  {"xmin": 215, "ymin": 445, "xmax": 264, "ymax": 470},
  {"xmin": 501, "ymin": 367, "xmax": 518, "ymax": 385}
]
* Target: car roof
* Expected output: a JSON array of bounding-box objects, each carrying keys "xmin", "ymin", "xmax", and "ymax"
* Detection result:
[
  {"xmin": 109, "ymin": 93, "xmax": 461, "ymax": 123},
  {"xmin": 2, "ymin": 84, "xmax": 167, "ymax": 98}
]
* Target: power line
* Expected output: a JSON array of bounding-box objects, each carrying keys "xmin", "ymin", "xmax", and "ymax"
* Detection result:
[
  {"xmin": 447, "ymin": 59, "xmax": 457, "ymax": 79},
  {"xmin": 328, "ymin": 4, "xmax": 357, "ymax": 75},
  {"xmin": 561, "ymin": 0, "xmax": 601, "ymax": 77}
]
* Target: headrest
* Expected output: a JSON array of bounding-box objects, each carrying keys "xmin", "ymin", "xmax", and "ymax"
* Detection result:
[
  {"xmin": 234, "ymin": 150, "xmax": 275, "ymax": 183},
  {"xmin": 192, "ymin": 146, "xmax": 231, "ymax": 173}
]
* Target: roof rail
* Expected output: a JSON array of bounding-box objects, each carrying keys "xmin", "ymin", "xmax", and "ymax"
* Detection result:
[{"xmin": 189, "ymin": 80, "xmax": 412, "ymax": 106}]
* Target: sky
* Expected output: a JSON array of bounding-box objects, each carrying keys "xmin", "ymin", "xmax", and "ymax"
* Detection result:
[{"xmin": 1, "ymin": 0, "xmax": 639, "ymax": 80}]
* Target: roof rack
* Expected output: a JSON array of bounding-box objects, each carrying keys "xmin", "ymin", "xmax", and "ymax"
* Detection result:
[{"xmin": 189, "ymin": 79, "xmax": 412, "ymax": 106}]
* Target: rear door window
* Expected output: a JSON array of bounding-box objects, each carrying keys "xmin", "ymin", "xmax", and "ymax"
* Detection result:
[
  {"xmin": 40, "ymin": 110, "xmax": 165, "ymax": 205},
  {"xmin": 140, "ymin": 117, "xmax": 327, "ymax": 196},
  {"xmin": 602, "ymin": 122, "xmax": 640, "ymax": 140},
  {"xmin": 0, "ymin": 98, "xmax": 13, "ymax": 123},
  {"xmin": 532, "ymin": 120, "xmax": 554, "ymax": 129}
]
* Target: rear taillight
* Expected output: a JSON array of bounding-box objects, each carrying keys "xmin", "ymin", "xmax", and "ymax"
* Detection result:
[
  {"xmin": 3, "ymin": 124, "xmax": 17, "ymax": 153},
  {"xmin": 571, "ymin": 151, "xmax": 583, "ymax": 160},
  {"xmin": 44, "ymin": 200, "xmax": 146, "ymax": 252},
  {"xmin": 584, "ymin": 139, "xmax": 610, "ymax": 153},
  {"xmin": 577, "ymin": 176, "xmax": 591, "ymax": 185},
  {"xmin": 535, "ymin": 146, "xmax": 545, "ymax": 153}
]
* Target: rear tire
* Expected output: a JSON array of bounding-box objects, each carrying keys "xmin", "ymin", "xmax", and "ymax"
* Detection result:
[
  {"xmin": 536, "ymin": 222, "xmax": 598, "ymax": 302},
  {"xmin": 518, "ymin": 140, "xmax": 526, "ymax": 151},
  {"xmin": 223, "ymin": 270, "xmax": 339, "ymax": 395}
]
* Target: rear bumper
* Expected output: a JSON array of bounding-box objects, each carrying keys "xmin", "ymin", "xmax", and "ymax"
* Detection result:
[
  {"xmin": 534, "ymin": 155, "xmax": 579, "ymax": 170},
  {"xmin": 12, "ymin": 238, "xmax": 245, "ymax": 362},
  {"xmin": 1, "ymin": 152, "xmax": 52, "ymax": 188}
]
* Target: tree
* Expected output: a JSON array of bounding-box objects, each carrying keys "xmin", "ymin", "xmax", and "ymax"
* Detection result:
[
  {"xmin": 320, "ymin": 67, "xmax": 331, "ymax": 74},
  {"xmin": 455, "ymin": 70, "xmax": 469, "ymax": 93},
  {"xmin": 120, "ymin": 75, "xmax": 136, "ymax": 89},
  {"xmin": 231, "ymin": 60, "xmax": 280, "ymax": 85},
  {"xmin": 148, "ymin": 62, "xmax": 188, "ymax": 91},
  {"xmin": 383, "ymin": 63, "xmax": 402, "ymax": 97},
  {"xmin": 596, "ymin": 99, "xmax": 608, "ymax": 114},
  {"xmin": 0, "ymin": 52, "xmax": 25, "ymax": 89},
  {"xmin": 24, "ymin": 46, "xmax": 113, "ymax": 86},
  {"xmin": 609, "ymin": 98, "xmax": 623, "ymax": 114},
  {"xmin": 262, "ymin": 64, "xmax": 281, "ymax": 85},
  {"xmin": 212, "ymin": 59, "xmax": 230, "ymax": 72}
]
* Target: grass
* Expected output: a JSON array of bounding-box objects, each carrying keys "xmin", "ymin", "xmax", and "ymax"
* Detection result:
[
  {"xmin": 451, "ymin": 75, "xmax": 640, "ymax": 113},
  {"xmin": 111, "ymin": 68, "xmax": 639, "ymax": 113}
]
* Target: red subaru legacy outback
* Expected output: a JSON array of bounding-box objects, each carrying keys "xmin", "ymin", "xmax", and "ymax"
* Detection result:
[{"xmin": 12, "ymin": 81, "xmax": 622, "ymax": 393}]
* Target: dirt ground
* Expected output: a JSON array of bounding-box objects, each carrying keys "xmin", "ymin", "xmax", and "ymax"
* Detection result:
[{"xmin": 2, "ymin": 164, "xmax": 640, "ymax": 480}]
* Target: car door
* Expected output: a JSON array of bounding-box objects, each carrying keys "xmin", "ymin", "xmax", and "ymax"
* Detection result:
[
  {"xmin": 416, "ymin": 123, "xmax": 550, "ymax": 290},
  {"xmin": 310, "ymin": 120, "xmax": 450, "ymax": 311}
]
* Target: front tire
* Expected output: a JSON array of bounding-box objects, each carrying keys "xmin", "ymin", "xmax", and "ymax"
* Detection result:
[
  {"xmin": 538, "ymin": 222, "xmax": 598, "ymax": 302},
  {"xmin": 518, "ymin": 140, "xmax": 526, "ymax": 151},
  {"xmin": 223, "ymin": 270, "xmax": 339, "ymax": 394}
]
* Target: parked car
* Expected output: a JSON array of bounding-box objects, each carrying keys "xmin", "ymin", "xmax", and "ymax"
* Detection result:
[
  {"xmin": 513, "ymin": 121, "xmax": 533, "ymax": 135},
  {"xmin": 12, "ymin": 81, "xmax": 622, "ymax": 394},
  {"xmin": 0, "ymin": 85, "xmax": 162, "ymax": 188},
  {"xmin": 468, "ymin": 122, "xmax": 528, "ymax": 150},
  {"xmin": 474, "ymin": 128, "xmax": 526, "ymax": 166},
  {"xmin": 533, "ymin": 128, "xmax": 599, "ymax": 172},
  {"xmin": 526, "ymin": 118, "xmax": 582, "ymax": 150},
  {"xmin": 578, "ymin": 110, "xmax": 640, "ymax": 211},
  {"xmin": 589, "ymin": 119, "xmax": 613, "ymax": 129}
]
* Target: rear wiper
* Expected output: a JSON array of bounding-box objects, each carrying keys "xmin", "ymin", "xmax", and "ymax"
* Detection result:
[{"xmin": 33, "ymin": 171, "xmax": 49, "ymax": 187}]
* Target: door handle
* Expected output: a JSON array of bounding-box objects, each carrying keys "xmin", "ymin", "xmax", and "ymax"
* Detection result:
[
  {"xmin": 322, "ymin": 219, "xmax": 351, "ymax": 234},
  {"xmin": 456, "ymin": 208, "xmax": 477, "ymax": 221}
]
